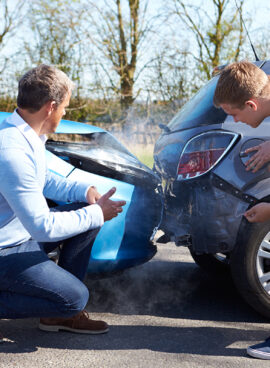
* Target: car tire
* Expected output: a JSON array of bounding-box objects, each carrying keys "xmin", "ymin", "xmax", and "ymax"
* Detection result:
[
  {"xmin": 189, "ymin": 249, "xmax": 230, "ymax": 275},
  {"xmin": 230, "ymin": 218, "xmax": 270, "ymax": 318}
]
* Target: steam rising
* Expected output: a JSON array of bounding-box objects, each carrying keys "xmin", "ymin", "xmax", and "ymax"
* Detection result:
[{"xmin": 86, "ymin": 240, "xmax": 197, "ymax": 317}]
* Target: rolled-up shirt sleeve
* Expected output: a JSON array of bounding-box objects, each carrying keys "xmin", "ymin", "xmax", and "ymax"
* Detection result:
[{"xmin": 0, "ymin": 147, "xmax": 104, "ymax": 242}]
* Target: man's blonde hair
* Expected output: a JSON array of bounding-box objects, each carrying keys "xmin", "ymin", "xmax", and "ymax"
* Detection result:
[{"xmin": 213, "ymin": 61, "xmax": 270, "ymax": 109}]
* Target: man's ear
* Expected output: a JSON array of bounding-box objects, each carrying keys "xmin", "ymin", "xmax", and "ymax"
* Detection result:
[
  {"xmin": 46, "ymin": 101, "xmax": 56, "ymax": 116},
  {"xmin": 245, "ymin": 99, "xmax": 258, "ymax": 111}
]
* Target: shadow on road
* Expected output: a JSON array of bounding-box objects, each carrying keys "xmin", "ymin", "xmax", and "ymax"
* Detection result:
[{"xmin": 0, "ymin": 321, "xmax": 267, "ymax": 357}]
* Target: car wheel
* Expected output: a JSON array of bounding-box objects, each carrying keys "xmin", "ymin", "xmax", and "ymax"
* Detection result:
[
  {"xmin": 230, "ymin": 219, "xmax": 270, "ymax": 318},
  {"xmin": 189, "ymin": 249, "xmax": 230, "ymax": 275}
]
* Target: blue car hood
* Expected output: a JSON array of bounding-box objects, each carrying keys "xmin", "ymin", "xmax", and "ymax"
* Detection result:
[
  {"xmin": 0, "ymin": 112, "xmax": 104, "ymax": 134},
  {"xmin": 0, "ymin": 112, "xmax": 160, "ymax": 187},
  {"xmin": 56, "ymin": 119, "xmax": 105, "ymax": 134}
]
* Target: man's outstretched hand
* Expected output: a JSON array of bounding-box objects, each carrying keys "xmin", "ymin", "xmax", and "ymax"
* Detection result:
[{"xmin": 97, "ymin": 187, "xmax": 126, "ymax": 221}]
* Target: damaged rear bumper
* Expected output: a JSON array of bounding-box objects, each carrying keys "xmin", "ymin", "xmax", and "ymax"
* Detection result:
[{"xmin": 161, "ymin": 173, "xmax": 256, "ymax": 254}]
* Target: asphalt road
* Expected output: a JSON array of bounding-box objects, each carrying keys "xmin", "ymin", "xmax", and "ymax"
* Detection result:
[{"xmin": 1, "ymin": 240, "xmax": 270, "ymax": 368}]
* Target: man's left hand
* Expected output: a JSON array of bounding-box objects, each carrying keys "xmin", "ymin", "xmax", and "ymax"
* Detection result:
[
  {"xmin": 86, "ymin": 186, "xmax": 101, "ymax": 204},
  {"xmin": 244, "ymin": 202, "xmax": 270, "ymax": 223}
]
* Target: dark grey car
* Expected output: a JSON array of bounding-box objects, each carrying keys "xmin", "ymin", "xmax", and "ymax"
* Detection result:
[{"xmin": 154, "ymin": 60, "xmax": 270, "ymax": 318}]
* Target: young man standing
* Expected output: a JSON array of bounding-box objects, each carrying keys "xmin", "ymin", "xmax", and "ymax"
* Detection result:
[
  {"xmin": 0, "ymin": 65, "xmax": 125, "ymax": 340},
  {"xmin": 214, "ymin": 60, "xmax": 270, "ymax": 359}
]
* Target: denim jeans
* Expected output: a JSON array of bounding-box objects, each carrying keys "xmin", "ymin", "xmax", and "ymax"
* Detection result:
[{"xmin": 0, "ymin": 203, "xmax": 100, "ymax": 319}]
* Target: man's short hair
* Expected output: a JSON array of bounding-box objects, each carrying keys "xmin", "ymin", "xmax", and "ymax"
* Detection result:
[
  {"xmin": 17, "ymin": 64, "xmax": 74, "ymax": 112},
  {"xmin": 213, "ymin": 61, "xmax": 270, "ymax": 109}
]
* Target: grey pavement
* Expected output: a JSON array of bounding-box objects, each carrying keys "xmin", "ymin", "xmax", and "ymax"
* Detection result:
[{"xmin": 0, "ymin": 240, "xmax": 270, "ymax": 368}]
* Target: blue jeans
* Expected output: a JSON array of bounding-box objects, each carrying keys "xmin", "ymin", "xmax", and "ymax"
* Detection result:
[{"xmin": 0, "ymin": 203, "xmax": 100, "ymax": 319}]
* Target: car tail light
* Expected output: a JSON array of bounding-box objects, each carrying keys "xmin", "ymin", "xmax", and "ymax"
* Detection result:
[{"xmin": 177, "ymin": 131, "xmax": 238, "ymax": 180}]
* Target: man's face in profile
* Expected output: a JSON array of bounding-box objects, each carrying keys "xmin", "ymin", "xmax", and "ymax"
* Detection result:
[
  {"xmin": 220, "ymin": 102, "xmax": 263, "ymax": 128},
  {"xmin": 44, "ymin": 92, "xmax": 71, "ymax": 134}
]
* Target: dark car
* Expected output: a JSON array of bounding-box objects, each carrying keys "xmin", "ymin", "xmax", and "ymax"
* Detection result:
[
  {"xmin": 154, "ymin": 60, "xmax": 270, "ymax": 318},
  {"xmin": 0, "ymin": 112, "xmax": 162, "ymax": 277}
]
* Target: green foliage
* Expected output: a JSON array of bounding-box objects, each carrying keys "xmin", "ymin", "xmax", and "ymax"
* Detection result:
[
  {"xmin": 64, "ymin": 97, "xmax": 124, "ymax": 124},
  {"xmin": 0, "ymin": 96, "xmax": 17, "ymax": 112}
]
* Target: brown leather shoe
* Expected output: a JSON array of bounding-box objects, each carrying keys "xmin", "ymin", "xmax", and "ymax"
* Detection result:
[{"xmin": 39, "ymin": 310, "xmax": 109, "ymax": 334}]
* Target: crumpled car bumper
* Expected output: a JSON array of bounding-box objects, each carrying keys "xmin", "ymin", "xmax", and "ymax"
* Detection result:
[{"xmin": 161, "ymin": 173, "xmax": 251, "ymax": 254}]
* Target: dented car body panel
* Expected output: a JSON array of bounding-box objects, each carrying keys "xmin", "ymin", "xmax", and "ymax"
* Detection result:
[
  {"xmin": 0, "ymin": 112, "xmax": 162, "ymax": 276},
  {"xmin": 154, "ymin": 60, "xmax": 270, "ymax": 255}
]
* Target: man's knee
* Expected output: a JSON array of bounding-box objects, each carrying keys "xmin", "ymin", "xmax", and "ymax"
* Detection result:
[
  {"xmin": 65, "ymin": 283, "xmax": 89, "ymax": 316},
  {"xmin": 58, "ymin": 280, "xmax": 89, "ymax": 318}
]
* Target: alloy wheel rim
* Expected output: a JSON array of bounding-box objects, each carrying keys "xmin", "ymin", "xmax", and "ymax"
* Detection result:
[{"xmin": 257, "ymin": 231, "xmax": 270, "ymax": 294}]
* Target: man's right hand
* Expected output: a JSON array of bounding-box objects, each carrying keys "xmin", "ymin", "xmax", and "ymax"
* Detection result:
[
  {"xmin": 97, "ymin": 187, "xmax": 126, "ymax": 222},
  {"xmin": 245, "ymin": 141, "xmax": 270, "ymax": 172}
]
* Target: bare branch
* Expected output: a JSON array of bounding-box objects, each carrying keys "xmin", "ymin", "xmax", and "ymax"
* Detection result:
[{"xmin": 172, "ymin": 0, "xmax": 247, "ymax": 80}]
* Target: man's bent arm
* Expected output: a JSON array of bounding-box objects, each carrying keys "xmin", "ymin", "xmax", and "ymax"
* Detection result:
[
  {"xmin": 44, "ymin": 169, "xmax": 91, "ymax": 204},
  {"xmin": 0, "ymin": 148, "xmax": 104, "ymax": 242}
]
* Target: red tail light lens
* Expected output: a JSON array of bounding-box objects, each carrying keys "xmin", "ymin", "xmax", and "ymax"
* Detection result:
[
  {"xmin": 178, "ymin": 148, "xmax": 225, "ymax": 178},
  {"xmin": 177, "ymin": 131, "xmax": 238, "ymax": 180}
]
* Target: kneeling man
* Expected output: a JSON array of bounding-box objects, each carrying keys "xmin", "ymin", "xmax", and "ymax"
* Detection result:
[{"xmin": 0, "ymin": 65, "xmax": 125, "ymax": 340}]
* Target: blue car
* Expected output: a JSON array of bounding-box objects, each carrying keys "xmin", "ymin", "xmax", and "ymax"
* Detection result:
[{"xmin": 0, "ymin": 112, "xmax": 162, "ymax": 277}]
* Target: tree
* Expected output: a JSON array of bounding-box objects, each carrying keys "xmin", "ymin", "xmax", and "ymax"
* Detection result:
[
  {"xmin": 83, "ymin": 0, "xmax": 155, "ymax": 110},
  {"xmin": 24, "ymin": 0, "xmax": 86, "ymax": 97},
  {"xmin": 171, "ymin": 0, "xmax": 245, "ymax": 81},
  {"xmin": 0, "ymin": 0, "xmax": 26, "ymax": 96},
  {"xmin": 146, "ymin": 47, "xmax": 192, "ymax": 105},
  {"xmin": 0, "ymin": 0, "xmax": 25, "ymax": 71}
]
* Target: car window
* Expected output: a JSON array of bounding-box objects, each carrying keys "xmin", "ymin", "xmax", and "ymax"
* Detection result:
[
  {"xmin": 167, "ymin": 76, "xmax": 227, "ymax": 131},
  {"xmin": 261, "ymin": 60, "xmax": 270, "ymax": 75}
]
